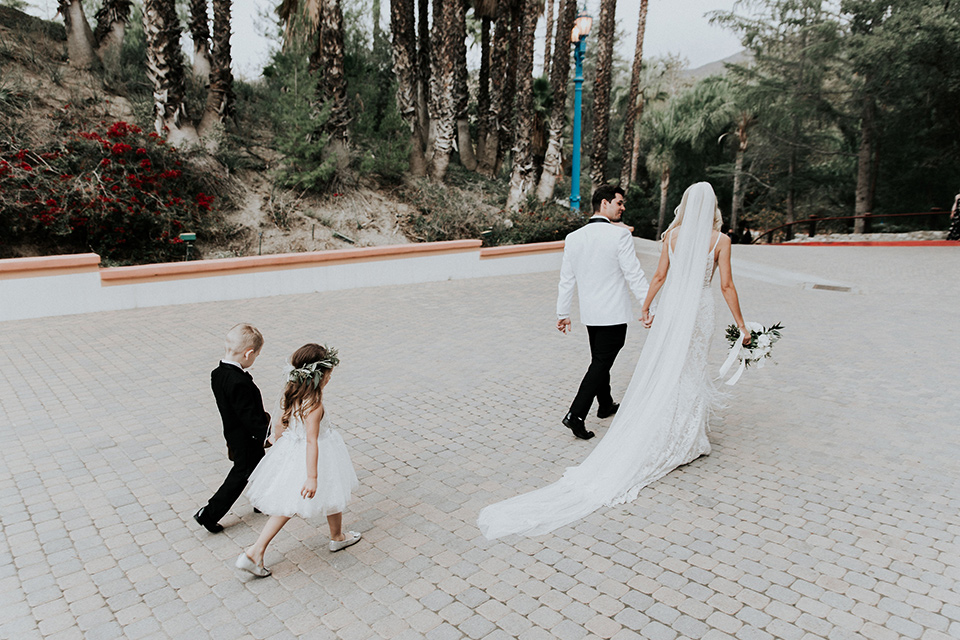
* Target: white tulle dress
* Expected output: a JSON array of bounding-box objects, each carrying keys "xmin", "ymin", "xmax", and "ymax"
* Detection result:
[{"xmin": 246, "ymin": 412, "xmax": 358, "ymax": 518}]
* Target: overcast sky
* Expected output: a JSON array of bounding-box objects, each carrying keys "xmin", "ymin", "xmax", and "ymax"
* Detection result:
[{"xmin": 24, "ymin": 0, "xmax": 744, "ymax": 80}]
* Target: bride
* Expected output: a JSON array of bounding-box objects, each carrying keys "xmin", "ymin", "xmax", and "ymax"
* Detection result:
[{"xmin": 478, "ymin": 182, "xmax": 751, "ymax": 539}]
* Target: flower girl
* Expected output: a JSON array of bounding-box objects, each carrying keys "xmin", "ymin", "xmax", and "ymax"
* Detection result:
[{"xmin": 235, "ymin": 343, "xmax": 361, "ymax": 577}]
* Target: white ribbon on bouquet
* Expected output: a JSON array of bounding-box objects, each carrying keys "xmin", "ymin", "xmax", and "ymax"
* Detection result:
[{"xmin": 718, "ymin": 321, "xmax": 767, "ymax": 386}]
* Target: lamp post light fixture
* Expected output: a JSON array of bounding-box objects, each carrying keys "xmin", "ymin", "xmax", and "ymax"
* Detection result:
[{"xmin": 569, "ymin": 6, "xmax": 593, "ymax": 211}]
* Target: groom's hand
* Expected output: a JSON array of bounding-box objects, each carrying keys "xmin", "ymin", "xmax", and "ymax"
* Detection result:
[
  {"xmin": 640, "ymin": 310, "xmax": 653, "ymax": 328},
  {"xmin": 557, "ymin": 318, "xmax": 571, "ymax": 334}
]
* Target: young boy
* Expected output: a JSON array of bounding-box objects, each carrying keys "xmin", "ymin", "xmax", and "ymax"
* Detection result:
[{"xmin": 194, "ymin": 323, "xmax": 271, "ymax": 533}]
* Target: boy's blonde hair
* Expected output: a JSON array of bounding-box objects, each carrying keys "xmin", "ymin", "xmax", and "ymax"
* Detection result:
[{"xmin": 225, "ymin": 323, "xmax": 263, "ymax": 355}]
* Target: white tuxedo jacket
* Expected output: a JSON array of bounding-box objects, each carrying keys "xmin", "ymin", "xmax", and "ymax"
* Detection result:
[{"xmin": 557, "ymin": 217, "xmax": 651, "ymax": 326}]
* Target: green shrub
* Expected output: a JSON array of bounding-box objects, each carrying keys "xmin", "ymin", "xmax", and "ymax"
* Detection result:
[
  {"xmin": 400, "ymin": 178, "xmax": 496, "ymax": 242},
  {"xmin": 263, "ymin": 47, "xmax": 339, "ymax": 192},
  {"xmin": 484, "ymin": 196, "xmax": 585, "ymax": 246},
  {"xmin": 0, "ymin": 119, "xmax": 222, "ymax": 263}
]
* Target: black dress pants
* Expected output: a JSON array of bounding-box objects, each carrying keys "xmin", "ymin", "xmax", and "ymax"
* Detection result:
[
  {"xmin": 569, "ymin": 323, "xmax": 627, "ymax": 419},
  {"xmin": 203, "ymin": 442, "xmax": 264, "ymax": 524}
]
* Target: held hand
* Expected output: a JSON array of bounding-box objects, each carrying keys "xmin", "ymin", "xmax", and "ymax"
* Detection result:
[
  {"xmin": 301, "ymin": 477, "xmax": 317, "ymax": 499},
  {"xmin": 640, "ymin": 310, "xmax": 653, "ymax": 329},
  {"xmin": 557, "ymin": 318, "xmax": 571, "ymax": 334}
]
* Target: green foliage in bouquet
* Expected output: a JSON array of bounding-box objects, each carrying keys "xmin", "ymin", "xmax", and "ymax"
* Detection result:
[{"xmin": 726, "ymin": 322, "xmax": 783, "ymax": 349}]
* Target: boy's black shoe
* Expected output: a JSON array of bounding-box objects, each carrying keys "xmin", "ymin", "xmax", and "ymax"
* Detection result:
[{"xmin": 194, "ymin": 508, "xmax": 224, "ymax": 533}]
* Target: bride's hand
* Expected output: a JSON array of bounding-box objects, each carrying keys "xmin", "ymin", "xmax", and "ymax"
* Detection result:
[
  {"xmin": 640, "ymin": 309, "xmax": 653, "ymax": 328},
  {"xmin": 740, "ymin": 327, "xmax": 752, "ymax": 346}
]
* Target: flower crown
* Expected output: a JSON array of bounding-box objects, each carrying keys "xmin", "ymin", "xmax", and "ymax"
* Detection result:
[{"xmin": 287, "ymin": 347, "xmax": 340, "ymax": 389}]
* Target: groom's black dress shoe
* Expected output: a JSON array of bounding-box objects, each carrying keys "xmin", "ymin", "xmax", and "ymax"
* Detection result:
[
  {"xmin": 563, "ymin": 413, "xmax": 595, "ymax": 440},
  {"xmin": 597, "ymin": 403, "xmax": 619, "ymax": 419},
  {"xmin": 194, "ymin": 508, "xmax": 224, "ymax": 533}
]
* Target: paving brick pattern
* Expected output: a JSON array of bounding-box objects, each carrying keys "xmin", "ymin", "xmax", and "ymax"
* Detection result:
[{"xmin": 1, "ymin": 244, "xmax": 958, "ymax": 639}]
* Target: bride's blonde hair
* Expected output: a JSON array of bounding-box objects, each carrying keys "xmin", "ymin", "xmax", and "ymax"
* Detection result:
[{"xmin": 660, "ymin": 183, "xmax": 724, "ymax": 240}]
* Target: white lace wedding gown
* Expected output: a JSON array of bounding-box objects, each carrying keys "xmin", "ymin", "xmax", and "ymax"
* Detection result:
[{"xmin": 478, "ymin": 183, "xmax": 723, "ymax": 539}]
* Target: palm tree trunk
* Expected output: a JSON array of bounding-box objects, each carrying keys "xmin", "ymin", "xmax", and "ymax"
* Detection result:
[
  {"xmin": 93, "ymin": 0, "xmax": 132, "ymax": 60},
  {"xmin": 59, "ymin": 0, "xmax": 99, "ymax": 69},
  {"xmin": 731, "ymin": 134, "xmax": 746, "ymax": 233},
  {"xmin": 144, "ymin": 0, "xmax": 199, "ymax": 145},
  {"xmin": 506, "ymin": 0, "xmax": 539, "ymax": 209},
  {"xmin": 786, "ymin": 149, "xmax": 796, "ymax": 241},
  {"xmin": 619, "ymin": 0, "xmax": 647, "ymax": 189},
  {"xmin": 543, "ymin": 0, "xmax": 554, "ymax": 79},
  {"xmin": 657, "ymin": 166, "xmax": 670, "ymax": 236},
  {"xmin": 479, "ymin": 0, "xmax": 510, "ymax": 176},
  {"xmin": 417, "ymin": 0, "xmax": 431, "ymax": 150},
  {"xmin": 628, "ymin": 94, "xmax": 644, "ymax": 184},
  {"xmin": 507, "ymin": 0, "xmax": 539, "ymax": 210},
  {"xmin": 476, "ymin": 15, "xmax": 491, "ymax": 164},
  {"xmin": 428, "ymin": 0, "xmax": 457, "ymax": 180},
  {"xmin": 198, "ymin": 0, "xmax": 235, "ymax": 144},
  {"xmin": 536, "ymin": 0, "xmax": 575, "ymax": 201},
  {"xmin": 313, "ymin": 0, "xmax": 349, "ymax": 145},
  {"xmin": 588, "ymin": 0, "xmax": 617, "ymax": 191},
  {"xmin": 499, "ymin": 0, "xmax": 523, "ymax": 173},
  {"xmin": 391, "ymin": 0, "xmax": 427, "ymax": 175},
  {"xmin": 853, "ymin": 94, "xmax": 875, "ymax": 234},
  {"xmin": 188, "ymin": 0, "xmax": 212, "ymax": 83},
  {"xmin": 453, "ymin": 0, "xmax": 477, "ymax": 171}
]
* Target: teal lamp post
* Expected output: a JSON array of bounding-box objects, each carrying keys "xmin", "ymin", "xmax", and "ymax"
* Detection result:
[{"xmin": 569, "ymin": 7, "xmax": 593, "ymax": 211}]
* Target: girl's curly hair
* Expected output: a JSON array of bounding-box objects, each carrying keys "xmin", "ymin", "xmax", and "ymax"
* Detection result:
[{"xmin": 280, "ymin": 343, "xmax": 334, "ymax": 426}]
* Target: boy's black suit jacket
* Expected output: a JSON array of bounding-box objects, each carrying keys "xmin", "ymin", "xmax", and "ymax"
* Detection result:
[{"xmin": 211, "ymin": 362, "xmax": 270, "ymax": 452}]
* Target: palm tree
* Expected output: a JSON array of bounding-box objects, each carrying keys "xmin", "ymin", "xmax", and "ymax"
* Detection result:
[
  {"xmin": 188, "ymin": 0, "xmax": 212, "ymax": 83},
  {"xmin": 619, "ymin": 0, "xmax": 647, "ymax": 189},
  {"xmin": 475, "ymin": 0, "xmax": 496, "ymax": 165},
  {"xmin": 93, "ymin": 0, "xmax": 132, "ymax": 60},
  {"xmin": 453, "ymin": 0, "xmax": 478, "ymax": 171},
  {"xmin": 542, "ymin": 0, "xmax": 554, "ymax": 78},
  {"xmin": 535, "ymin": 0, "xmax": 575, "ymax": 201},
  {"xmin": 428, "ymin": 0, "xmax": 457, "ymax": 179},
  {"xmin": 144, "ymin": 0, "xmax": 199, "ymax": 145},
  {"xmin": 311, "ymin": 0, "xmax": 349, "ymax": 144},
  {"xmin": 588, "ymin": 0, "xmax": 617, "ymax": 190},
  {"xmin": 198, "ymin": 0, "xmax": 235, "ymax": 142},
  {"xmin": 59, "ymin": 0, "xmax": 99, "ymax": 69},
  {"xmin": 643, "ymin": 103, "xmax": 684, "ymax": 236},
  {"xmin": 479, "ymin": 0, "xmax": 511, "ymax": 176},
  {"xmin": 506, "ymin": 0, "xmax": 540, "ymax": 208},
  {"xmin": 853, "ymin": 93, "xmax": 875, "ymax": 234},
  {"xmin": 391, "ymin": 0, "xmax": 427, "ymax": 174},
  {"xmin": 417, "ymin": 0, "xmax": 431, "ymax": 147}
]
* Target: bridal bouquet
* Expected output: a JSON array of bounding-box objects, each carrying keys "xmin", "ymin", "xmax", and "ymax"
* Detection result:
[{"xmin": 719, "ymin": 322, "xmax": 783, "ymax": 385}]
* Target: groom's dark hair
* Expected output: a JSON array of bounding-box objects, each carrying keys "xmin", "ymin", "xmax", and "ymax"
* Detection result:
[{"xmin": 592, "ymin": 185, "xmax": 624, "ymax": 213}]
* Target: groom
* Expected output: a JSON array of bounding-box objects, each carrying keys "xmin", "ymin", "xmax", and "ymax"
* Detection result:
[{"xmin": 557, "ymin": 185, "xmax": 651, "ymax": 440}]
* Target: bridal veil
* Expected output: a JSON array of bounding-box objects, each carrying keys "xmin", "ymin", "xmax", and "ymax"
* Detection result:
[{"xmin": 478, "ymin": 182, "xmax": 721, "ymax": 539}]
